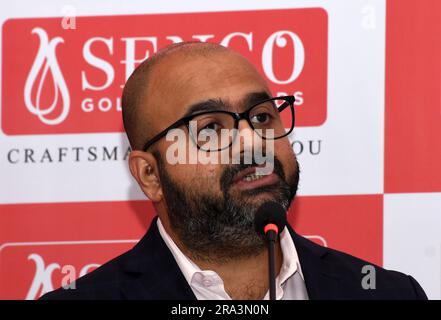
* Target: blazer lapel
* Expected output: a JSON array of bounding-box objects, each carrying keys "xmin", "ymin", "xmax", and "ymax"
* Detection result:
[
  {"xmin": 120, "ymin": 216, "xmax": 197, "ymax": 300},
  {"xmin": 288, "ymin": 225, "xmax": 342, "ymax": 299}
]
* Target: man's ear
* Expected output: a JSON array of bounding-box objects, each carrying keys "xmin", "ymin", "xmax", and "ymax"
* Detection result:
[{"xmin": 128, "ymin": 150, "xmax": 163, "ymax": 202}]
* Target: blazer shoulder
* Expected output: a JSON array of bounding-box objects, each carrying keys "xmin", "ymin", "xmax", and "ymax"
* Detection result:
[
  {"xmin": 321, "ymin": 244, "xmax": 427, "ymax": 299},
  {"xmin": 40, "ymin": 218, "xmax": 194, "ymax": 300},
  {"xmin": 40, "ymin": 246, "xmax": 138, "ymax": 300}
]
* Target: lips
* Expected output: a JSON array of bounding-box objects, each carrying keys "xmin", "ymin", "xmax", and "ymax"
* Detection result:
[
  {"xmin": 233, "ymin": 166, "xmax": 264, "ymax": 183},
  {"xmin": 232, "ymin": 165, "xmax": 279, "ymax": 191}
]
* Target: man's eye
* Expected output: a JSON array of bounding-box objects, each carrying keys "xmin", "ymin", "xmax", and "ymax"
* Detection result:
[
  {"xmin": 199, "ymin": 122, "xmax": 221, "ymax": 133},
  {"xmin": 250, "ymin": 113, "xmax": 271, "ymax": 124}
]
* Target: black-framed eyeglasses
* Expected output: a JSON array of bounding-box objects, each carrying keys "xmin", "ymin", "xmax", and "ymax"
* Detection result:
[{"xmin": 142, "ymin": 95, "xmax": 295, "ymax": 152}]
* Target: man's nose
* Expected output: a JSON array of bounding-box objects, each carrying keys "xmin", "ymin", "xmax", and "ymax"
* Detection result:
[{"xmin": 233, "ymin": 119, "xmax": 264, "ymax": 156}]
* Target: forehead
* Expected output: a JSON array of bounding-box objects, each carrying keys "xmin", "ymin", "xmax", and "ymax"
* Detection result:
[{"xmin": 146, "ymin": 51, "xmax": 270, "ymax": 119}]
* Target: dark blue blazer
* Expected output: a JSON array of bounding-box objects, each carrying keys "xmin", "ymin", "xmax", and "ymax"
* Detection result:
[{"xmin": 41, "ymin": 217, "xmax": 427, "ymax": 300}]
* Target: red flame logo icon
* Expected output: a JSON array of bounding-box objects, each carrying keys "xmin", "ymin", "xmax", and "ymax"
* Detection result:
[{"xmin": 24, "ymin": 27, "xmax": 70, "ymax": 125}]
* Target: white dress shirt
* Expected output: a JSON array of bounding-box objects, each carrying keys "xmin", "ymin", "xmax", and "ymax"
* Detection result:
[{"xmin": 157, "ymin": 218, "xmax": 309, "ymax": 300}]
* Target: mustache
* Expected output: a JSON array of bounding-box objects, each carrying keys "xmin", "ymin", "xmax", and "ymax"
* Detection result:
[{"xmin": 219, "ymin": 155, "xmax": 286, "ymax": 192}]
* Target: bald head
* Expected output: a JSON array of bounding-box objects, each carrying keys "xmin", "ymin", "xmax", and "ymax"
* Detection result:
[{"xmin": 122, "ymin": 42, "xmax": 232, "ymax": 150}]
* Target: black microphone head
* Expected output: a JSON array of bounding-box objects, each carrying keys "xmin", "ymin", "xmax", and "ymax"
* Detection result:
[{"xmin": 254, "ymin": 201, "xmax": 287, "ymax": 236}]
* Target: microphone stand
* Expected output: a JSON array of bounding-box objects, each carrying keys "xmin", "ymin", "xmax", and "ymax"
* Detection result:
[
  {"xmin": 254, "ymin": 202, "xmax": 287, "ymax": 301},
  {"xmin": 267, "ymin": 229, "xmax": 277, "ymax": 300}
]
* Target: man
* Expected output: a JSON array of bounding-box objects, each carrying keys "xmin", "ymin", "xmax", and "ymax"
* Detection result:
[{"xmin": 41, "ymin": 42, "xmax": 427, "ymax": 300}]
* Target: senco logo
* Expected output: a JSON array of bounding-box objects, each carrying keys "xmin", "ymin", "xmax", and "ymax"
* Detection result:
[
  {"xmin": 24, "ymin": 28, "xmax": 70, "ymax": 125},
  {"xmin": 1, "ymin": 9, "xmax": 328, "ymax": 135}
]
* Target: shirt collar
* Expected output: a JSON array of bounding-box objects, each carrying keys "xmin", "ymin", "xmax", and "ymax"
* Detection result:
[
  {"xmin": 157, "ymin": 218, "xmax": 202, "ymax": 285},
  {"xmin": 278, "ymin": 226, "xmax": 305, "ymax": 283}
]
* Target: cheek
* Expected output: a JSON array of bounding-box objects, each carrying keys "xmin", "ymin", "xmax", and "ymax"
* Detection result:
[
  {"xmin": 194, "ymin": 163, "xmax": 223, "ymax": 187},
  {"xmin": 168, "ymin": 162, "xmax": 222, "ymax": 190},
  {"xmin": 159, "ymin": 139, "xmax": 227, "ymax": 191},
  {"xmin": 274, "ymin": 139, "xmax": 297, "ymax": 172}
]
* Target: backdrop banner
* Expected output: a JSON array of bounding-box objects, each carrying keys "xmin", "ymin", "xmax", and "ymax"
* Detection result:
[{"xmin": 0, "ymin": 0, "xmax": 440, "ymax": 300}]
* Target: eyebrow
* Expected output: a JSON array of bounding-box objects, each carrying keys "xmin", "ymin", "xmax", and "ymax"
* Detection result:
[
  {"xmin": 182, "ymin": 98, "xmax": 230, "ymax": 118},
  {"xmin": 242, "ymin": 91, "xmax": 272, "ymax": 109},
  {"xmin": 182, "ymin": 91, "xmax": 272, "ymax": 118}
]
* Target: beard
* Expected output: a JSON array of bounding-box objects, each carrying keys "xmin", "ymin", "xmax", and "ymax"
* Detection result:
[{"xmin": 155, "ymin": 152, "xmax": 300, "ymax": 263}]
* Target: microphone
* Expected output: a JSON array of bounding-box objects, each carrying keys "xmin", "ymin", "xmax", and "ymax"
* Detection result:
[{"xmin": 254, "ymin": 201, "xmax": 287, "ymax": 300}]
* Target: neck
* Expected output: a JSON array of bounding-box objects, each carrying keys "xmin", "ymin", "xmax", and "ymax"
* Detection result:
[
  {"xmin": 194, "ymin": 241, "xmax": 283, "ymax": 300},
  {"xmin": 159, "ymin": 214, "xmax": 283, "ymax": 300}
]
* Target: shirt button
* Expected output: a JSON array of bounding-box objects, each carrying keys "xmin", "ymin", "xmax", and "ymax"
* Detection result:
[{"xmin": 202, "ymin": 279, "xmax": 213, "ymax": 287}]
